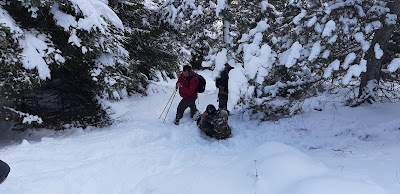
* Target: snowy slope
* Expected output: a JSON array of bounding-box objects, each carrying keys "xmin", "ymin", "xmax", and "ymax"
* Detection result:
[{"xmin": 0, "ymin": 70, "xmax": 399, "ymax": 194}]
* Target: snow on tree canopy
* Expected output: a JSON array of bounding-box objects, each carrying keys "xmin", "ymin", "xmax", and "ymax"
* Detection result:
[
  {"xmin": 237, "ymin": 19, "xmax": 273, "ymax": 81},
  {"xmin": 68, "ymin": 29, "xmax": 82, "ymax": 47},
  {"xmin": 0, "ymin": 6, "xmax": 23, "ymax": 36},
  {"xmin": 387, "ymin": 58, "xmax": 400, "ymax": 72},
  {"xmin": 243, "ymin": 33, "xmax": 263, "ymax": 79},
  {"xmin": 260, "ymin": 1, "xmax": 282, "ymax": 15},
  {"xmin": 4, "ymin": 107, "xmax": 43, "ymax": 125},
  {"xmin": 323, "ymin": 59, "xmax": 340, "ymax": 78},
  {"xmin": 51, "ymin": 0, "xmax": 124, "ymax": 50},
  {"xmin": 69, "ymin": 0, "xmax": 124, "ymax": 32},
  {"xmin": 314, "ymin": 23, "xmax": 323, "ymax": 33},
  {"xmin": 293, "ymin": 9, "xmax": 306, "ymax": 25},
  {"xmin": 191, "ymin": 4, "xmax": 204, "ymax": 18},
  {"xmin": 322, "ymin": 20, "xmax": 336, "ymax": 37},
  {"xmin": 50, "ymin": 4, "xmax": 78, "ymax": 31},
  {"xmin": 322, "ymin": 50, "xmax": 331, "ymax": 59},
  {"xmin": 255, "ymin": 45, "xmax": 274, "ymax": 85},
  {"xmin": 385, "ymin": 13, "xmax": 397, "ymax": 25},
  {"xmin": 306, "ymin": 16, "xmax": 317, "ymax": 27},
  {"xmin": 327, "ymin": 35, "xmax": 338, "ymax": 44},
  {"xmin": 250, "ymin": 20, "xmax": 269, "ymax": 37},
  {"xmin": 308, "ymin": 41, "xmax": 321, "ymax": 61},
  {"xmin": 204, "ymin": 48, "xmax": 229, "ymax": 80},
  {"xmin": 239, "ymin": 20, "xmax": 269, "ymax": 43},
  {"xmin": 20, "ymin": 33, "xmax": 53, "ymax": 79},
  {"xmin": 374, "ymin": 43, "xmax": 383, "ymax": 59},
  {"xmin": 342, "ymin": 52, "xmax": 356, "ymax": 70},
  {"xmin": 354, "ymin": 32, "xmax": 370, "ymax": 51},
  {"xmin": 215, "ymin": 0, "xmax": 226, "ymax": 17},
  {"xmin": 212, "ymin": 48, "xmax": 228, "ymax": 78},
  {"xmin": 227, "ymin": 67, "xmax": 249, "ymax": 111},
  {"xmin": 279, "ymin": 41, "xmax": 302, "ymax": 68},
  {"xmin": 1, "ymin": 6, "xmax": 65, "ymax": 80},
  {"xmin": 242, "ymin": 34, "xmax": 274, "ymax": 80},
  {"xmin": 343, "ymin": 59, "xmax": 367, "ymax": 85},
  {"xmin": 365, "ymin": 21, "xmax": 382, "ymax": 34},
  {"xmin": 340, "ymin": 17, "xmax": 357, "ymax": 34}
]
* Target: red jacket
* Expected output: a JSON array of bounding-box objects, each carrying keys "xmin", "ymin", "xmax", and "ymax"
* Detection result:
[{"xmin": 177, "ymin": 71, "xmax": 199, "ymax": 99}]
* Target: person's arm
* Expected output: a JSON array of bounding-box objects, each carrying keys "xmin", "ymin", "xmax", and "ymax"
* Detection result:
[
  {"xmin": 201, "ymin": 111, "xmax": 208, "ymax": 118},
  {"xmin": 176, "ymin": 74, "xmax": 183, "ymax": 89},
  {"xmin": 219, "ymin": 87, "xmax": 228, "ymax": 95}
]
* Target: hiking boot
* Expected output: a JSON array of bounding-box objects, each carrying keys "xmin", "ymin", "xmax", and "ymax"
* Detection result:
[
  {"xmin": 190, "ymin": 110, "xmax": 199, "ymax": 118},
  {"xmin": 174, "ymin": 118, "xmax": 180, "ymax": 125}
]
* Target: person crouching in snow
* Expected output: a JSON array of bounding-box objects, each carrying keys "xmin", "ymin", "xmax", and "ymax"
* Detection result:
[
  {"xmin": 196, "ymin": 104, "xmax": 231, "ymax": 140},
  {"xmin": 174, "ymin": 65, "xmax": 199, "ymax": 125}
]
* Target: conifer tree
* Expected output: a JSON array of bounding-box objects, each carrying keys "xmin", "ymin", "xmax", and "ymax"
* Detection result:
[
  {"xmin": 358, "ymin": 1, "xmax": 400, "ymax": 105},
  {"xmin": 110, "ymin": 0, "xmax": 181, "ymax": 84},
  {"xmin": 0, "ymin": 0, "xmax": 127, "ymax": 129}
]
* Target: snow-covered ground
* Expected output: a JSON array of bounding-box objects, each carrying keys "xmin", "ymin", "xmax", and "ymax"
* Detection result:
[{"xmin": 0, "ymin": 70, "xmax": 399, "ymax": 194}]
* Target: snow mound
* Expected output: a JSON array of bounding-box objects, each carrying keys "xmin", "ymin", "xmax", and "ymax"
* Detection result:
[{"xmin": 252, "ymin": 142, "xmax": 388, "ymax": 194}]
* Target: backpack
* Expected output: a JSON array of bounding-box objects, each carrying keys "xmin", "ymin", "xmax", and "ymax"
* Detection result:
[
  {"xmin": 189, "ymin": 73, "xmax": 206, "ymax": 93},
  {"xmin": 196, "ymin": 74, "xmax": 206, "ymax": 93}
]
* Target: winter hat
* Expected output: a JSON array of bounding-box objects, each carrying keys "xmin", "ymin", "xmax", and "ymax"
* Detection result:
[
  {"xmin": 206, "ymin": 104, "xmax": 216, "ymax": 115},
  {"xmin": 183, "ymin": 65, "xmax": 192, "ymax": 72}
]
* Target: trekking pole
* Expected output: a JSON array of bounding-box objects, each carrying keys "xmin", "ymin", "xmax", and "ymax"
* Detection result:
[
  {"xmin": 159, "ymin": 89, "xmax": 177, "ymax": 119},
  {"xmin": 163, "ymin": 88, "xmax": 178, "ymax": 123}
]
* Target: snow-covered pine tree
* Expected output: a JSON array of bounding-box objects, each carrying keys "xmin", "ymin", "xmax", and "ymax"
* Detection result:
[
  {"xmin": 0, "ymin": 0, "xmax": 65, "ymax": 128},
  {"xmin": 382, "ymin": 28, "xmax": 400, "ymax": 92},
  {"xmin": 357, "ymin": 1, "xmax": 400, "ymax": 105},
  {"xmin": 236, "ymin": 0, "xmax": 315, "ymax": 120},
  {"xmin": 159, "ymin": 0, "xmax": 223, "ymax": 69},
  {"xmin": 276, "ymin": 0, "xmax": 400, "ymax": 107},
  {"xmin": 0, "ymin": 19, "xmax": 39, "ymax": 127},
  {"xmin": 200, "ymin": 0, "xmax": 310, "ymax": 120},
  {"xmin": 0, "ymin": 0, "xmax": 128, "ymax": 129},
  {"xmin": 110, "ymin": 0, "xmax": 181, "ymax": 84},
  {"xmin": 198, "ymin": 0, "xmax": 399, "ymax": 121}
]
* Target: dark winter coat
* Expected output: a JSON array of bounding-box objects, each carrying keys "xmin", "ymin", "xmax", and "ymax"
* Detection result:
[
  {"xmin": 216, "ymin": 70, "xmax": 229, "ymax": 95},
  {"xmin": 197, "ymin": 109, "xmax": 231, "ymax": 140},
  {"xmin": 177, "ymin": 71, "xmax": 199, "ymax": 99}
]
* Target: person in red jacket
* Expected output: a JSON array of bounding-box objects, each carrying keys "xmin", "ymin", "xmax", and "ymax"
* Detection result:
[{"xmin": 174, "ymin": 65, "xmax": 199, "ymax": 125}]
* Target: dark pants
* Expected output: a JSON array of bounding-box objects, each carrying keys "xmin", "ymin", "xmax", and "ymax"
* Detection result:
[
  {"xmin": 176, "ymin": 98, "xmax": 197, "ymax": 120},
  {"xmin": 218, "ymin": 94, "xmax": 228, "ymax": 110},
  {"xmin": 0, "ymin": 160, "xmax": 10, "ymax": 184}
]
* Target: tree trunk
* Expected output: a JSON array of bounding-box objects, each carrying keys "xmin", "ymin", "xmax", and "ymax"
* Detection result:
[
  {"xmin": 358, "ymin": 1, "xmax": 400, "ymax": 102},
  {"xmin": 222, "ymin": 0, "xmax": 232, "ymax": 45},
  {"xmin": 223, "ymin": 19, "xmax": 232, "ymax": 45}
]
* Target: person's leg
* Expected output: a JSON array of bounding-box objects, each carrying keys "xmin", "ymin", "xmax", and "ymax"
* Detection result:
[
  {"xmin": 188, "ymin": 99, "xmax": 198, "ymax": 118},
  {"xmin": 215, "ymin": 125, "xmax": 232, "ymax": 140},
  {"xmin": 199, "ymin": 118, "xmax": 214, "ymax": 137},
  {"xmin": 218, "ymin": 94, "xmax": 228, "ymax": 110},
  {"xmin": 175, "ymin": 98, "xmax": 191, "ymax": 124},
  {"xmin": 0, "ymin": 160, "xmax": 10, "ymax": 184}
]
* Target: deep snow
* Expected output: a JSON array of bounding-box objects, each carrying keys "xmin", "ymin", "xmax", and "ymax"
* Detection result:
[{"xmin": 0, "ymin": 70, "xmax": 399, "ymax": 194}]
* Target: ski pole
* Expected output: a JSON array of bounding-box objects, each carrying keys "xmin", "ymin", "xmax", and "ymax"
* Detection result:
[
  {"xmin": 163, "ymin": 89, "xmax": 177, "ymax": 123},
  {"xmin": 159, "ymin": 89, "xmax": 177, "ymax": 119}
]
